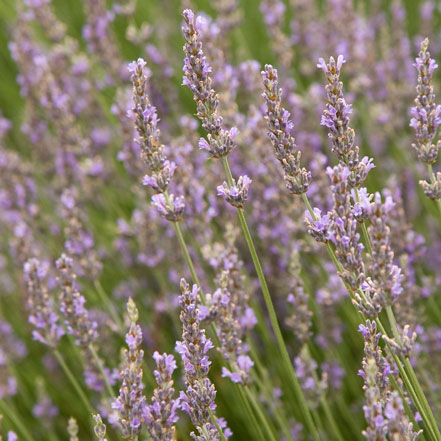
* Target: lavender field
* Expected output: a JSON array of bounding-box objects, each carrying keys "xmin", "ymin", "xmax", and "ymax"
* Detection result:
[{"xmin": 1, "ymin": 0, "xmax": 441, "ymax": 440}]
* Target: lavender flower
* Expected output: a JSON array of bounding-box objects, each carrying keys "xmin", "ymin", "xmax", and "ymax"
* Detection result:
[
  {"xmin": 129, "ymin": 58, "xmax": 186, "ymax": 221},
  {"xmin": 143, "ymin": 352, "xmax": 179, "ymax": 441},
  {"xmin": 365, "ymin": 193, "xmax": 403, "ymax": 308},
  {"xmin": 317, "ymin": 55, "xmax": 374, "ymax": 188},
  {"xmin": 216, "ymin": 175, "xmax": 251, "ymax": 209},
  {"xmin": 285, "ymin": 250, "xmax": 312, "ymax": 345},
  {"xmin": 200, "ymin": 272, "xmax": 253, "ymax": 385},
  {"xmin": 410, "ymin": 38, "xmax": 441, "ymax": 199},
  {"xmin": 182, "ymin": 9, "xmax": 238, "ymax": 159},
  {"xmin": 176, "ymin": 279, "xmax": 229, "ymax": 440},
  {"xmin": 359, "ymin": 321, "xmax": 420, "ymax": 441},
  {"xmin": 326, "ymin": 164, "xmax": 366, "ymax": 292},
  {"xmin": 410, "ymin": 38, "xmax": 441, "ymax": 164},
  {"xmin": 294, "ymin": 347, "xmax": 327, "ymax": 409},
  {"xmin": 383, "ymin": 325, "xmax": 417, "ymax": 358},
  {"xmin": 151, "ymin": 193, "xmax": 185, "ymax": 222},
  {"xmin": 359, "ymin": 320, "xmax": 389, "ymax": 441},
  {"xmin": 262, "ymin": 65, "xmax": 312, "ymax": 195},
  {"xmin": 24, "ymin": 258, "xmax": 64, "ymax": 348},
  {"xmin": 55, "ymin": 254, "xmax": 97, "ymax": 347},
  {"xmin": 112, "ymin": 298, "xmax": 146, "ymax": 440},
  {"xmin": 60, "ymin": 188, "xmax": 101, "ymax": 279}
]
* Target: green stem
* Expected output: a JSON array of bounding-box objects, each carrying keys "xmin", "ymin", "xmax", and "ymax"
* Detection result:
[
  {"xmin": 208, "ymin": 408, "xmax": 228, "ymax": 441},
  {"xmin": 0, "ymin": 401, "xmax": 36, "ymax": 441},
  {"xmin": 305, "ymin": 346, "xmax": 345, "ymax": 441},
  {"xmin": 88, "ymin": 345, "xmax": 115, "ymax": 399},
  {"xmin": 243, "ymin": 386, "xmax": 281, "ymax": 441},
  {"xmin": 172, "ymin": 221, "xmax": 204, "ymax": 299},
  {"xmin": 237, "ymin": 385, "xmax": 269, "ymax": 441},
  {"xmin": 221, "ymin": 156, "xmax": 320, "ymax": 441},
  {"xmin": 94, "ymin": 280, "xmax": 124, "ymax": 330},
  {"xmin": 53, "ymin": 350, "xmax": 94, "ymax": 415}
]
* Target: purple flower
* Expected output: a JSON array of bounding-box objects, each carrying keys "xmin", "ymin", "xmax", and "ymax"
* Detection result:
[
  {"xmin": 112, "ymin": 298, "xmax": 146, "ymax": 440},
  {"xmin": 24, "ymin": 258, "xmax": 64, "ymax": 348},
  {"xmin": 176, "ymin": 279, "xmax": 230, "ymax": 439},
  {"xmin": 262, "ymin": 65, "xmax": 311, "ymax": 194},
  {"xmin": 56, "ymin": 254, "xmax": 97, "ymax": 347},
  {"xmin": 217, "ymin": 175, "xmax": 252, "ymax": 209}
]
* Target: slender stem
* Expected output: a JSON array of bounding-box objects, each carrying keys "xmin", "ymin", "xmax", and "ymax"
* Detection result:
[
  {"xmin": 94, "ymin": 280, "xmax": 124, "ymax": 330},
  {"xmin": 53, "ymin": 350, "xmax": 94, "ymax": 415},
  {"xmin": 0, "ymin": 401, "xmax": 36, "ymax": 441},
  {"xmin": 236, "ymin": 385, "xmax": 269, "ymax": 441},
  {"xmin": 305, "ymin": 346, "xmax": 345, "ymax": 441},
  {"xmin": 172, "ymin": 221, "xmax": 203, "ymax": 298},
  {"xmin": 243, "ymin": 386, "xmax": 280, "ymax": 441},
  {"xmin": 88, "ymin": 345, "xmax": 115, "ymax": 399},
  {"xmin": 208, "ymin": 408, "xmax": 228, "ymax": 441},
  {"xmin": 221, "ymin": 156, "xmax": 321, "ymax": 441}
]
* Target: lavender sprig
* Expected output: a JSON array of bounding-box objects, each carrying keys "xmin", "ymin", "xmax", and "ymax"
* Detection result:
[
  {"xmin": 216, "ymin": 175, "xmax": 251, "ymax": 209},
  {"xmin": 55, "ymin": 254, "xmax": 98, "ymax": 347},
  {"xmin": 200, "ymin": 271, "xmax": 254, "ymax": 385},
  {"xmin": 182, "ymin": 9, "xmax": 238, "ymax": 159},
  {"xmin": 112, "ymin": 298, "xmax": 146, "ymax": 440},
  {"xmin": 24, "ymin": 258, "xmax": 64, "ymax": 348},
  {"xmin": 410, "ymin": 38, "xmax": 441, "ymax": 164},
  {"xmin": 410, "ymin": 38, "xmax": 441, "ymax": 200},
  {"xmin": 359, "ymin": 321, "xmax": 421, "ymax": 441},
  {"xmin": 143, "ymin": 352, "xmax": 179, "ymax": 441},
  {"xmin": 129, "ymin": 58, "xmax": 185, "ymax": 221},
  {"xmin": 262, "ymin": 65, "xmax": 312, "ymax": 195},
  {"xmin": 317, "ymin": 55, "xmax": 374, "ymax": 188},
  {"xmin": 176, "ymin": 279, "xmax": 229, "ymax": 440}
]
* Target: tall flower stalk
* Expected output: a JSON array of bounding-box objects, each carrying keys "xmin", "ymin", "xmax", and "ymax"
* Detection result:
[
  {"xmin": 181, "ymin": 8, "xmax": 320, "ymax": 441},
  {"xmin": 410, "ymin": 38, "xmax": 441, "ymax": 212}
]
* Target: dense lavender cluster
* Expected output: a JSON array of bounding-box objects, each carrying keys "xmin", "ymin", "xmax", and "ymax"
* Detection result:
[{"xmin": 3, "ymin": 2, "xmax": 441, "ymax": 441}]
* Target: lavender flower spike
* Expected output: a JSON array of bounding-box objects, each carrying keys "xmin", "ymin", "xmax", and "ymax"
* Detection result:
[
  {"xmin": 410, "ymin": 38, "xmax": 441, "ymax": 200},
  {"xmin": 359, "ymin": 321, "xmax": 421, "ymax": 441},
  {"xmin": 24, "ymin": 258, "xmax": 64, "ymax": 348},
  {"xmin": 143, "ymin": 352, "xmax": 179, "ymax": 441},
  {"xmin": 112, "ymin": 298, "xmax": 146, "ymax": 440},
  {"xmin": 262, "ymin": 64, "xmax": 311, "ymax": 195},
  {"xmin": 217, "ymin": 175, "xmax": 251, "ymax": 209},
  {"xmin": 55, "ymin": 254, "xmax": 98, "ymax": 347},
  {"xmin": 410, "ymin": 38, "xmax": 441, "ymax": 164},
  {"xmin": 176, "ymin": 279, "xmax": 230, "ymax": 440},
  {"xmin": 317, "ymin": 55, "xmax": 374, "ymax": 188},
  {"xmin": 182, "ymin": 9, "xmax": 238, "ymax": 159},
  {"xmin": 129, "ymin": 58, "xmax": 186, "ymax": 220}
]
